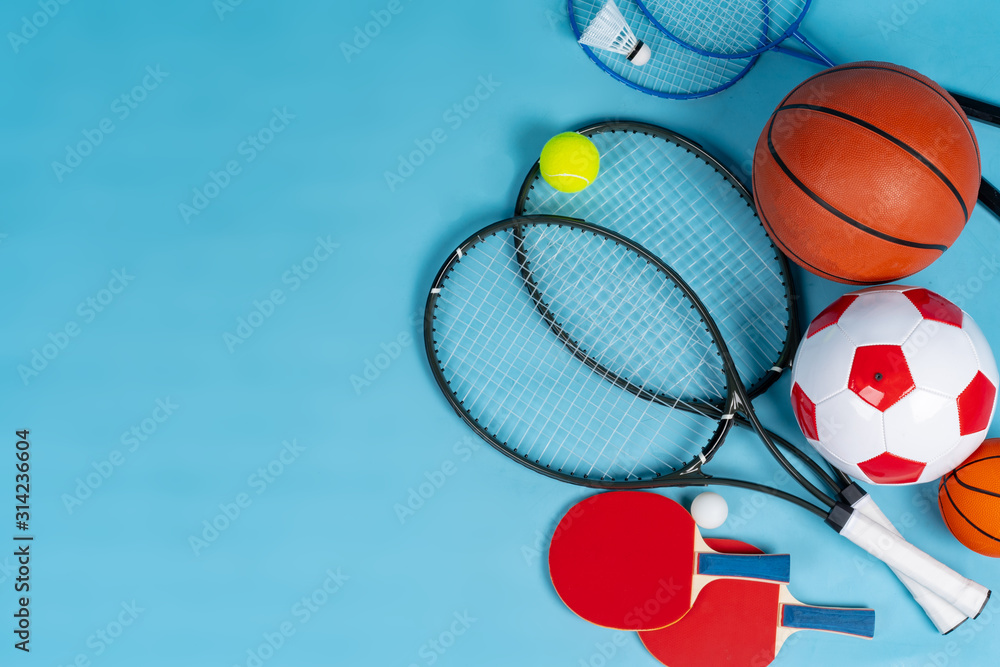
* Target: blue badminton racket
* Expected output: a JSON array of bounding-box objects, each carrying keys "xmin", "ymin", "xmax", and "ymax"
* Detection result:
[{"xmin": 567, "ymin": 0, "xmax": 759, "ymax": 98}]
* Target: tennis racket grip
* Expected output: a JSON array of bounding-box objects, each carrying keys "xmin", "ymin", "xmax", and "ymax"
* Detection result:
[
  {"xmin": 979, "ymin": 178, "xmax": 1000, "ymax": 220},
  {"xmin": 850, "ymin": 492, "xmax": 968, "ymax": 634},
  {"xmin": 950, "ymin": 92, "xmax": 1000, "ymax": 128},
  {"xmin": 781, "ymin": 604, "xmax": 875, "ymax": 638},
  {"xmin": 697, "ymin": 553, "xmax": 790, "ymax": 583},
  {"xmin": 831, "ymin": 505, "xmax": 990, "ymax": 619}
]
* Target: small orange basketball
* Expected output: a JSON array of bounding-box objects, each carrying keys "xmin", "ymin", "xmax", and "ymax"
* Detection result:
[
  {"xmin": 938, "ymin": 439, "xmax": 1000, "ymax": 557},
  {"xmin": 753, "ymin": 62, "xmax": 981, "ymax": 285}
]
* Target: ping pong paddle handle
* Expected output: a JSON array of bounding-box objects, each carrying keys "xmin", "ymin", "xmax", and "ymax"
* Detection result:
[
  {"xmin": 828, "ymin": 503, "xmax": 990, "ymax": 619},
  {"xmin": 780, "ymin": 603, "xmax": 875, "ymax": 638},
  {"xmin": 697, "ymin": 553, "xmax": 791, "ymax": 583}
]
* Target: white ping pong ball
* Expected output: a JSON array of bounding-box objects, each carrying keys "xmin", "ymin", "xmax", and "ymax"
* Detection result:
[{"xmin": 691, "ymin": 492, "xmax": 728, "ymax": 530}]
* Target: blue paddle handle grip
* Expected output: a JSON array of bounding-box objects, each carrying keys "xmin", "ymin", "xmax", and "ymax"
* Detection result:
[
  {"xmin": 696, "ymin": 553, "xmax": 790, "ymax": 583},
  {"xmin": 782, "ymin": 604, "xmax": 876, "ymax": 638}
]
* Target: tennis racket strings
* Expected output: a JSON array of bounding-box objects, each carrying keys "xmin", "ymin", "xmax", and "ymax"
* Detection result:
[
  {"xmin": 514, "ymin": 122, "xmax": 983, "ymax": 633},
  {"xmin": 429, "ymin": 219, "xmax": 734, "ymax": 482},
  {"xmin": 517, "ymin": 123, "xmax": 793, "ymax": 398},
  {"xmin": 427, "ymin": 216, "xmax": 991, "ymax": 619}
]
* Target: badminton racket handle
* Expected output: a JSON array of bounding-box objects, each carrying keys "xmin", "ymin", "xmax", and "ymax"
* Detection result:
[
  {"xmin": 851, "ymin": 493, "xmax": 968, "ymax": 634},
  {"xmin": 772, "ymin": 45, "xmax": 827, "ymax": 67},
  {"xmin": 831, "ymin": 505, "xmax": 990, "ymax": 619},
  {"xmin": 781, "ymin": 604, "xmax": 875, "ymax": 638},
  {"xmin": 787, "ymin": 31, "xmax": 835, "ymax": 67}
]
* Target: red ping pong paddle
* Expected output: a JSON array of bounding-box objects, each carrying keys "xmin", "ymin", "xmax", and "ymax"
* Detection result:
[
  {"xmin": 548, "ymin": 491, "xmax": 791, "ymax": 630},
  {"xmin": 638, "ymin": 538, "xmax": 875, "ymax": 666}
]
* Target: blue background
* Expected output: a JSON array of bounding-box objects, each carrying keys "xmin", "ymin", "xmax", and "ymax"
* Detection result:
[{"xmin": 2, "ymin": 0, "xmax": 999, "ymax": 665}]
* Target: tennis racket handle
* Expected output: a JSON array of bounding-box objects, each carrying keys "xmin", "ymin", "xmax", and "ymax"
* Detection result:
[
  {"xmin": 950, "ymin": 92, "xmax": 1000, "ymax": 128},
  {"xmin": 781, "ymin": 604, "xmax": 875, "ymax": 638},
  {"xmin": 851, "ymin": 493, "xmax": 968, "ymax": 634},
  {"xmin": 830, "ymin": 504, "xmax": 990, "ymax": 619}
]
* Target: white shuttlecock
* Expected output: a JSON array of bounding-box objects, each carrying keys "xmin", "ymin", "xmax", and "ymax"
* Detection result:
[{"xmin": 578, "ymin": 0, "xmax": 651, "ymax": 66}]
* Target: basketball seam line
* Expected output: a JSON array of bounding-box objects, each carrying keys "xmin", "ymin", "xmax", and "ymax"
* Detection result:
[
  {"xmin": 778, "ymin": 102, "xmax": 970, "ymax": 222},
  {"xmin": 785, "ymin": 63, "xmax": 980, "ymax": 169},
  {"xmin": 951, "ymin": 467, "xmax": 1000, "ymax": 499},
  {"xmin": 753, "ymin": 149, "xmax": 885, "ymax": 285},
  {"xmin": 754, "ymin": 140, "xmax": 851, "ymax": 283},
  {"xmin": 953, "ymin": 454, "xmax": 1000, "ymax": 474},
  {"xmin": 754, "ymin": 118, "xmax": 875, "ymax": 284},
  {"xmin": 939, "ymin": 495, "xmax": 958, "ymax": 538},
  {"xmin": 943, "ymin": 480, "xmax": 1000, "ymax": 544},
  {"xmin": 810, "ymin": 63, "xmax": 981, "ymax": 169},
  {"xmin": 766, "ymin": 120, "xmax": 950, "ymax": 253}
]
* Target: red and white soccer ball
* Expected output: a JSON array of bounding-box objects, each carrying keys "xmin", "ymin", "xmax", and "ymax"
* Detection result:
[{"xmin": 790, "ymin": 286, "xmax": 998, "ymax": 485}]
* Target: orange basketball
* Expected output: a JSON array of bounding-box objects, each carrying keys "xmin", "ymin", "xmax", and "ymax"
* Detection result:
[
  {"xmin": 938, "ymin": 439, "xmax": 1000, "ymax": 557},
  {"xmin": 753, "ymin": 62, "xmax": 981, "ymax": 285}
]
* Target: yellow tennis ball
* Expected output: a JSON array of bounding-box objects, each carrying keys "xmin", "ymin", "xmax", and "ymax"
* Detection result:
[{"xmin": 540, "ymin": 132, "xmax": 600, "ymax": 193}]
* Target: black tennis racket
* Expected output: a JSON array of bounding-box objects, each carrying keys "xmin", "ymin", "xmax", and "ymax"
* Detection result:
[
  {"xmin": 516, "ymin": 121, "xmax": 796, "ymax": 399},
  {"xmin": 424, "ymin": 215, "xmax": 990, "ymax": 618},
  {"xmin": 514, "ymin": 120, "xmax": 971, "ymax": 632}
]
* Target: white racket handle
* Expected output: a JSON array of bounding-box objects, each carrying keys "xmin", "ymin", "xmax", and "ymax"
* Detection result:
[
  {"xmin": 833, "ymin": 505, "xmax": 990, "ymax": 619},
  {"xmin": 852, "ymin": 494, "xmax": 969, "ymax": 634}
]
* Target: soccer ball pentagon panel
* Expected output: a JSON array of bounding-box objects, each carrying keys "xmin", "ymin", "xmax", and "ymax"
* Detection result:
[{"xmin": 790, "ymin": 285, "xmax": 998, "ymax": 485}]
